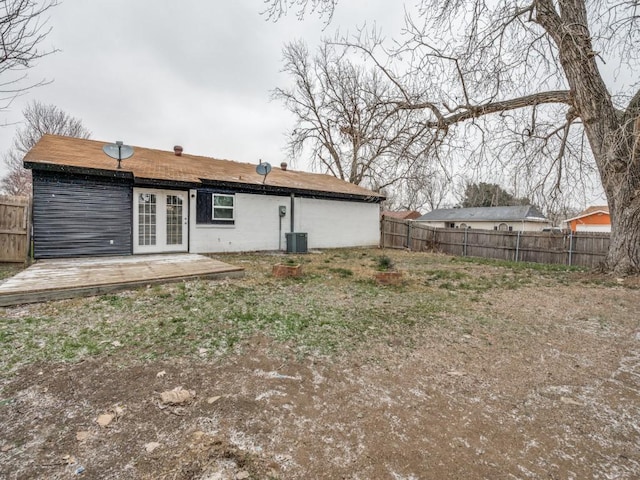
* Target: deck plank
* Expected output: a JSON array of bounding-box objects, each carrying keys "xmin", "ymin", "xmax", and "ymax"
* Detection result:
[{"xmin": 0, "ymin": 254, "xmax": 244, "ymax": 306}]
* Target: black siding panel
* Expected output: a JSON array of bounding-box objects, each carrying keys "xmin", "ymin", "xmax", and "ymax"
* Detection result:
[{"xmin": 33, "ymin": 171, "xmax": 133, "ymax": 258}]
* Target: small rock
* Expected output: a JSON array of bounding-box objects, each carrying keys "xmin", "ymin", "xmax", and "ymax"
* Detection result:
[
  {"xmin": 236, "ymin": 471, "xmax": 250, "ymax": 480},
  {"xmin": 76, "ymin": 431, "xmax": 90, "ymax": 442},
  {"xmin": 96, "ymin": 413, "xmax": 115, "ymax": 427},
  {"xmin": 160, "ymin": 386, "xmax": 195, "ymax": 405},
  {"xmin": 192, "ymin": 431, "xmax": 206, "ymax": 441},
  {"xmin": 207, "ymin": 396, "xmax": 221, "ymax": 404},
  {"xmin": 112, "ymin": 340, "xmax": 122, "ymax": 347},
  {"xmin": 198, "ymin": 348, "xmax": 208, "ymax": 356},
  {"xmin": 144, "ymin": 442, "xmax": 161, "ymax": 453},
  {"xmin": 114, "ymin": 406, "xmax": 125, "ymax": 416},
  {"xmin": 156, "ymin": 370, "xmax": 166, "ymax": 378},
  {"xmin": 447, "ymin": 370, "xmax": 466, "ymax": 377},
  {"xmin": 1, "ymin": 444, "xmax": 14, "ymax": 452}
]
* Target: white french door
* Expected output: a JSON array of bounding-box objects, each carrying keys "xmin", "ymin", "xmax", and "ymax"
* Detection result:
[{"xmin": 133, "ymin": 188, "xmax": 188, "ymax": 254}]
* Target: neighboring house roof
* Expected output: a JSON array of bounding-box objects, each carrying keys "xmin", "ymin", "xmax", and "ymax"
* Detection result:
[
  {"xmin": 416, "ymin": 205, "xmax": 549, "ymax": 223},
  {"xmin": 564, "ymin": 205, "xmax": 610, "ymax": 223},
  {"xmin": 382, "ymin": 210, "xmax": 422, "ymax": 220},
  {"xmin": 24, "ymin": 135, "xmax": 384, "ymax": 201}
]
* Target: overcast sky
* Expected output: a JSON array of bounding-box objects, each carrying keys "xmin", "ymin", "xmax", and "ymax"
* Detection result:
[
  {"xmin": 1, "ymin": 1, "xmax": 620, "ymax": 208},
  {"xmin": 0, "ymin": 0, "xmax": 407, "ymax": 177}
]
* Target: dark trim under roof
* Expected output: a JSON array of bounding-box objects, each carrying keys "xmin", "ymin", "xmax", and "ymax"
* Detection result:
[{"xmin": 26, "ymin": 162, "xmax": 383, "ymax": 203}]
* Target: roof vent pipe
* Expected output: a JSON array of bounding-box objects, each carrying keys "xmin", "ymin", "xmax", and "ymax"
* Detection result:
[
  {"xmin": 280, "ymin": 162, "xmax": 287, "ymax": 171},
  {"xmin": 174, "ymin": 145, "xmax": 183, "ymax": 156}
]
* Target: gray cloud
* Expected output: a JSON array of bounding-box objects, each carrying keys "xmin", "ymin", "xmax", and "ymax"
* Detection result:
[{"xmin": 0, "ymin": 1, "xmax": 408, "ymax": 177}]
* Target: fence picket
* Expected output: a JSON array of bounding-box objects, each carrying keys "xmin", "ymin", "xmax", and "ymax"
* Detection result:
[
  {"xmin": 381, "ymin": 217, "xmax": 608, "ymax": 269},
  {"xmin": 0, "ymin": 195, "xmax": 31, "ymax": 263}
]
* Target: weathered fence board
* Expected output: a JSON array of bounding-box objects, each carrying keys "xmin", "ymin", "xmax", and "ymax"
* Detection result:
[
  {"xmin": 0, "ymin": 196, "xmax": 31, "ymax": 262},
  {"xmin": 381, "ymin": 217, "xmax": 609, "ymax": 269}
]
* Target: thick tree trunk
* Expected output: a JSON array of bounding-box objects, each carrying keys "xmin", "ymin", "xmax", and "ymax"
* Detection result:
[
  {"xmin": 603, "ymin": 91, "xmax": 640, "ymax": 274},
  {"xmin": 606, "ymin": 180, "xmax": 640, "ymax": 274},
  {"xmin": 535, "ymin": 0, "xmax": 640, "ymax": 274}
]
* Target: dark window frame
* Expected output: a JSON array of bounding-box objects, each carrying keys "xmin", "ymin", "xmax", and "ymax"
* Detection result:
[{"xmin": 196, "ymin": 190, "xmax": 236, "ymax": 225}]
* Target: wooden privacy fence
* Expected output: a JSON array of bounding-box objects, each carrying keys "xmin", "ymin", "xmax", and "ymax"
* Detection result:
[
  {"xmin": 0, "ymin": 195, "xmax": 31, "ymax": 262},
  {"xmin": 381, "ymin": 217, "xmax": 610, "ymax": 269}
]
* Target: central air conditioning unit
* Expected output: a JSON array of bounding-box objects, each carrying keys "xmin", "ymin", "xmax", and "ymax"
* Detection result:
[{"xmin": 285, "ymin": 232, "xmax": 308, "ymax": 253}]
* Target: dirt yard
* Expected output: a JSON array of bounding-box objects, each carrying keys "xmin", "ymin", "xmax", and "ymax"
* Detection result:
[{"xmin": 1, "ymin": 249, "xmax": 639, "ymax": 479}]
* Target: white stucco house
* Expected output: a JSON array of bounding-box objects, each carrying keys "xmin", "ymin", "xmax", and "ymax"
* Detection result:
[
  {"xmin": 415, "ymin": 205, "xmax": 552, "ymax": 232},
  {"xmin": 24, "ymin": 135, "xmax": 384, "ymax": 258}
]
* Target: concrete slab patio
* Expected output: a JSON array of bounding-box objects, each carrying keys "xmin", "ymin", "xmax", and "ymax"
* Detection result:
[{"xmin": 0, "ymin": 254, "xmax": 244, "ymax": 307}]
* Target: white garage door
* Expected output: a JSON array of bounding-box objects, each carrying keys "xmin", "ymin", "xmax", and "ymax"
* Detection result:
[{"xmin": 576, "ymin": 224, "xmax": 611, "ymax": 233}]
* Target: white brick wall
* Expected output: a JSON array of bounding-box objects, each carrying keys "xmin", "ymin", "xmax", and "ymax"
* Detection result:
[{"xmin": 189, "ymin": 191, "xmax": 380, "ymax": 253}]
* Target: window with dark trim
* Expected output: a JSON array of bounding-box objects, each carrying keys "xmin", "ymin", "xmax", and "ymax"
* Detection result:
[
  {"xmin": 213, "ymin": 194, "xmax": 234, "ymax": 221},
  {"xmin": 196, "ymin": 190, "xmax": 235, "ymax": 225}
]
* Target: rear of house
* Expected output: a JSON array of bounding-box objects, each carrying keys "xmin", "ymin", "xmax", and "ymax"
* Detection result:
[{"xmin": 25, "ymin": 135, "xmax": 383, "ymax": 259}]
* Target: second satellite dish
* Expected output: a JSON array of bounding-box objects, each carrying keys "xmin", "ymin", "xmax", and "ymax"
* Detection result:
[
  {"xmin": 256, "ymin": 160, "xmax": 272, "ymax": 184},
  {"xmin": 103, "ymin": 141, "xmax": 134, "ymax": 169}
]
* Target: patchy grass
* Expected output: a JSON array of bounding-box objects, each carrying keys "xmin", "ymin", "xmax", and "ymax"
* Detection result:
[
  {"xmin": 0, "ymin": 248, "xmax": 629, "ymax": 371},
  {"xmin": 0, "ymin": 263, "xmax": 25, "ymax": 282}
]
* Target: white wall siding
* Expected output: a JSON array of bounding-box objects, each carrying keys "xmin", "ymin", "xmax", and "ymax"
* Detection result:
[
  {"xmin": 296, "ymin": 197, "xmax": 380, "ymax": 249},
  {"xmin": 189, "ymin": 191, "xmax": 380, "ymax": 253}
]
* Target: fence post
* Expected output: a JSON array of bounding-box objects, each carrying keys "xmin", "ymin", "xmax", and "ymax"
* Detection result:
[
  {"xmin": 515, "ymin": 231, "xmax": 521, "ymax": 262},
  {"xmin": 568, "ymin": 232, "xmax": 573, "ymax": 266},
  {"xmin": 407, "ymin": 221, "xmax": 412, "ymax": 250},
  {"xmin": 463, "ymin": 227, "xmax": 468, "ymax": 256}
]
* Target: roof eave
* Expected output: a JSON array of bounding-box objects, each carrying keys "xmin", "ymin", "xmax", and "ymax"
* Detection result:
[{"xmin": 564, "ymin": 210, "xmax": 609, "ymax": 222}]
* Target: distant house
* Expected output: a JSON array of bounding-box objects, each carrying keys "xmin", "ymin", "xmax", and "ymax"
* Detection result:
[
  {"xmin": 415, "ymin": 205, "xmax": 551, "ymax": 232},
  {"xmin": 565, "ymin": 205, "xmax": 610, "ymax": 233},
  {"xmin": 24, "ymin": 135, "xmax": 384, "ymax": 259},
  {"xmin": 381, "ymin": 210, "xmax": 422, "ymax": 220}
]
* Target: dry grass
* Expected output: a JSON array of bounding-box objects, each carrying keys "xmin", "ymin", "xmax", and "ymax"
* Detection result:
[
  {"xmin": 2, "ymin": 248, "xmax": 640, "ymax": 479},
  {"xmin": 0, "ymin": 248, "xmax": 626, "ymax": 372}
]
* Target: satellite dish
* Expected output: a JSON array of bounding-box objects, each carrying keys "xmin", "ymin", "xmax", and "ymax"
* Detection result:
[
  {"xmin": 103, "ymin": 141, "xmax": 134, "ymax": 169},
  {"xmin": 256, "ymin": 160, "xmax": 272, "ymax": 184}
]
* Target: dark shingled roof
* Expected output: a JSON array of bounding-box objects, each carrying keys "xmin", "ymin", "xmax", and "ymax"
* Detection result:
[{"xmin": 416, "ymin": 205, "xmax": 548, "ymax": 222}]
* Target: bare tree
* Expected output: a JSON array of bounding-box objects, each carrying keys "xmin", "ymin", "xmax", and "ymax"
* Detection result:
[
  {"xmin": 1, "ymin": 0, "xmax": 59, "ymax": 111},
  {"xmin": 1, "ymin": 150, "xmax": 31, "ymax": 195},
  {"xmin": 262, "ymin": 0, "xmax": 337, "ymax": 23},
  {"xmin": 266, "ymin": 1, "xmax": 640, "ymax": 274},
  {"xmin": 383, "ymin": 162, "xmax": 449, "ymax": 212},
  {"xmin": 274, "ymin": 39, "xmax": 446, "ymax": 205},
  {"xmin": 1, "ymin": 101, "xmax": 91, "ymax": 195}
]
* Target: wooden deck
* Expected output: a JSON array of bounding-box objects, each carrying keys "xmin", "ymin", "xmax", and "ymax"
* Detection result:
[{"xmin": 0, "ymin": 254, "xmax": 244, "ymax": 307}]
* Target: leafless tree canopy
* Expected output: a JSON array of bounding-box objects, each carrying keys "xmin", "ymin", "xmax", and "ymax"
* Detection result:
[
  {"xmin": 266, "ymin": 0, "xmax": 640, "ymax": 274},
  {"xmin": 274, "ymin": 40, "xmax": 451, "ymax": 209},
  {"xmin": 0, "ymin": 0, "xmax": 58, "ymax": 111},
  {"xmin": 1, "ymin": 101, "xmax": 91, "ymax": 195},
  {"xmin": 1, "ymin": 150, "xmax": 32, "ymax": 196},
  {"xmin": 262, "ymin": 0, "xmax": 337, "ymax": 23}
]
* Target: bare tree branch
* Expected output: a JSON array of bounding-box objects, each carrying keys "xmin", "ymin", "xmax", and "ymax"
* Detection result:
[
  {"xmin": 1, "ymin": 101, "xmax": 91, "ymax": 195},
  {"xmin": 0, "ymin": 0, "xmax": 59, "ymax": 111}
]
